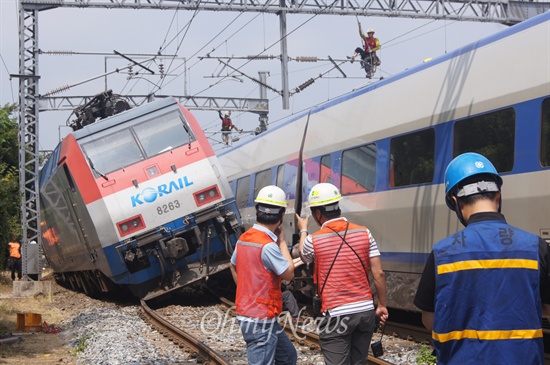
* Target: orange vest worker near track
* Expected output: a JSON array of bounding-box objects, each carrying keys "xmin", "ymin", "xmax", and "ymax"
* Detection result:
[
  {"xmin": 230, "ymin": 185, "xmax": 297, "ymax": 365},
  {"xmin": 8, "ymin": 238, "xmax": 22, "ymax": 281},
  {"xmin": 296, "ymin": 183, "xmax": 388, "ymax": 365}
]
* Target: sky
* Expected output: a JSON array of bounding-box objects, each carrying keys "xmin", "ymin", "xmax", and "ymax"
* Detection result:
[{"xmin": 0, "ymin": 1, "xmax": 507, "ymax": 153}]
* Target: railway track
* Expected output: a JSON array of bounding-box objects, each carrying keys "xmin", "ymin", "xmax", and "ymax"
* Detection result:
[
  {"xmin": 140, "ymin": 299, "xmax": 231, "ymax": 365},
  {"xmin": 219, "ymin": 297, "xmax": 396, "ymax": 365},
  {"xmin": 142, "ymin": 296, "xmax": 550, "ymax": 364}
]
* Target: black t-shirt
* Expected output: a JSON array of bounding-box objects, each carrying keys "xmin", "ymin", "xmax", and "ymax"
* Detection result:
[{"xmin": 414, "ymin": 212, "xmax": 550, "ymax": 312}]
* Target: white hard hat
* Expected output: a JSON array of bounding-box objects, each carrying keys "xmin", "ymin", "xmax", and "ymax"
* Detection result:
[
  {"xmin": 308, "ymin": 183, "xmax": 342, "ymax": 208},
  {"xmin": 255, "ymin": 185, "xmax": 287, "ymax": 208},
  {"xmin": 224, "ymin": 111, "xmax": 230, "ymax": 116},
  {"xmin": 367, "ymin": 28, "xmax": 375, "ymax": 33}
]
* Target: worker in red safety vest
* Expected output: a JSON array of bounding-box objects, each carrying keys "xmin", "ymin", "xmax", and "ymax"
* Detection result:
[
  {"xmin": 296, "ymin": 183, "xmax": 388, "ymax": 364},
  {"xmin": 349, "ymin": 22, "xmax": 381, "ymax": 79},
  {"xmin": 218, "ymin": 110, "xmax": 242, "ymax": 145},
  {"xmin": 230, "ymin": 185, "xmax": 297, "ymax": 365}
]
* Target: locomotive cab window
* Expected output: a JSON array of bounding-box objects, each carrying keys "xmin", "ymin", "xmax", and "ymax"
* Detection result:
[
  {"xmin": 541, "ymin": 98, "xmax": 550, "ymax": 167},
  {"xmin": 453, "ymin": 108, "xmax": 515, "ymax": 172},
  {"xmin": 82, "ymin": 129, "xmax": 143, "ymax": 175},
  {"xmin": 341, "ymin": 144, "xmax": 377, "ymax": 194},
  {"xmin": 81, "ymin": 110, "xmax": 194, "ymax": 175},
  {"xmin": 390, "ymin": 129, "xmax": 435, "ymax": 187},
  {"xmin": 134, "ymin": 111, "xmax": 194, "ymax": 156}
]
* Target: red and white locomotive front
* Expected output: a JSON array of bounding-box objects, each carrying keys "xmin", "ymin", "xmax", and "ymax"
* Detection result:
[{"xmin": 39, "ymin": 98, "xmax": 242, "ymax": 299}]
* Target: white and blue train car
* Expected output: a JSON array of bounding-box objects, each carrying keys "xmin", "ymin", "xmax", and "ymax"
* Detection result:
[
  {"xmin": 39, "ymin": 98, "xmax": 243, "ymax": 300},
  {"xmin": 218, "ymin": 12, "xmax": 550, "ymax": 311}
]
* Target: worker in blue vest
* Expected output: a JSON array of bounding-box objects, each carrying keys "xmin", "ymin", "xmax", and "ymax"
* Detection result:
[{"xmin": 414, "ymin": 152, "xmax": 550, "ymax": 364}]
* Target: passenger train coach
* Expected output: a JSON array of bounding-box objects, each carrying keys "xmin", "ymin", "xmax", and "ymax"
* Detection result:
[
  {"xmin": 218, "ymin": 11, "xmax": 550, "ymax": 311},
  {"xmin": 39, "ymin": 98, "xmax": 243, "ymax": 300}
]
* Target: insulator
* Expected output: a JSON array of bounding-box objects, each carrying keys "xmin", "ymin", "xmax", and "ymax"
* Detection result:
[
  {"xmin": 295, "ymin": 56, "xmax": 318, "ymax": 62},
  {"xmin": 295, "ymin": 78, "xmax": 315, "ymax": 93},
  {"xmin": 159, "ymin": 63, "xmax": 164, "ymax": 75},
  {"xmin": 42, "ymin": 50, "xmax": 72, "ymax": 55},
  {"xmin": 43, "ymin": 85, "xmax": 71, "ymax": 96},
  {"xmin": 247, "ymin": 55, "xmax": 275, "ymax": 60}
]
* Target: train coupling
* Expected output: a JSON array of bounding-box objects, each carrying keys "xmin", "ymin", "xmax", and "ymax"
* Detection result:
[{"xmin": 224, "ymin": 210, "xmax": 241, "ymax": 233}]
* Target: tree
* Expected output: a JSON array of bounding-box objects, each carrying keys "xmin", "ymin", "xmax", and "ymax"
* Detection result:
[{"xmin": 0, "ymin": 103, "xmax": 20, "ymax": 270}]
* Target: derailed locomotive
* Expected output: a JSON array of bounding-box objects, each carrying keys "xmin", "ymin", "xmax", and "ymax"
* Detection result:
[{"xmin": 39, "ymin": 97, "xmax": 243, "ymax": 300}]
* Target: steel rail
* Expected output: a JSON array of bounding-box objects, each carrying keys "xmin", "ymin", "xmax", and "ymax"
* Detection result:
[{"xmin": 140, "ymin": 299, "xmax": 230, "ymax": 365}]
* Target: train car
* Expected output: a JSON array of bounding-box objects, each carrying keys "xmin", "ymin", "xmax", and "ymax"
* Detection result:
[
  {"xmin": 218, "ymin": 11, "xmax": 550, "ymax": 311},
  {"xmin": 38, "ymin": 97, "xmax": 243, "ymax": 300}
]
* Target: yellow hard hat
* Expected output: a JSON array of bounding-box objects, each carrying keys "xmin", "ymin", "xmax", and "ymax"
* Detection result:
[
  {"xmin": 255, "ymin": 185, "xmax": 287, "ymax": 208},
  {"xmin": 308, "ymin": 183, "xmax": 342, "ymax": 207}
]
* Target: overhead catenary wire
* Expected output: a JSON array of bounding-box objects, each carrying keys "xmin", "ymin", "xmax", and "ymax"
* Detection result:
[
  {"xmin": 71, "ymin": 5, "xmax": 458, "ymax": 146},
  {"xmin": 0, "ymin": 52, "xmax": 15, "ymax": 103}
]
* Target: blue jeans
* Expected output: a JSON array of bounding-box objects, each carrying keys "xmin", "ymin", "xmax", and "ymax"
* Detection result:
[{"xmin": 238, "ymin": 319, "xmax": 297, "ymax": 365}]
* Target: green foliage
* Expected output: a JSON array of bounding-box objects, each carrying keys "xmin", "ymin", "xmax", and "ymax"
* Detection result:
[
  {"xmin": 0, "ymin": 104, "xmax": 20, "ymax": 270},
  {"xmin": 416, "ymin": 345, "xmax": 436, "ymax": 365},
  {"xmin": 0, "ymin": 104, "xmax": 18, "ymax": 168},
  {"xmin": 70, "ymin": 335, "xmax": 89, "ymax": 356}
]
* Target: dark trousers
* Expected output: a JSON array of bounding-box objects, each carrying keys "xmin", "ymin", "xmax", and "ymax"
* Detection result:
[
  {"xmin": 318, "ymin": 310, "xmax": 376, "ymax": 365},
  {"xmin": 282, "ymin": 290, "xmax": 300, "ymax": 318},
  {"xmin": 9, "ymin": 257, "xmax": 22, "ymax": 280},
  {"xmin": 354, "ymin": 47, "xmax": 380, "ymax": 65}
]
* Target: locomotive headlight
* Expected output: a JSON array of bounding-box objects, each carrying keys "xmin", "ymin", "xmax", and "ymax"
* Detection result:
[
  {"xmin": 193, "ymin": 185, "xmax": 221, "ymax": 207},
  {"xmin": 117, "ymin": 215, "xmax": 145, "ymax": 237}
]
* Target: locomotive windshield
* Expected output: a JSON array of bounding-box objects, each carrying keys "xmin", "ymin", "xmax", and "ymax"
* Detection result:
[{"xmin": 81, "ymin": 109, "xmax": 195, "ymax": 175}]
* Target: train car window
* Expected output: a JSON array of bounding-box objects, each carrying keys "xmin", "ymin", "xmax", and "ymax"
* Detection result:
[
  {"xmin": 82, "ymin": 129, "xmax": 144, "ymax": 175},
  {"xmin": 341, "ymin": 144, "xmax": 376, "ymax": 194},
  {"xmin": 390, "ymin": 129, "xmax": 435, "ymax": 187},
  {"xmin": 133, "ymin": 111, "xmax": 194, "ymax": 156},
  {"xmin": 284, "ymin": 162, "xmax": 298, "ymax": 199},
  {"xmin": 254, "ymin": 169, "xmax": 272, "ymax": 199},
  {"xmin": 320, "ymin": 155, "xmax": 332, "ymax": 183},
  {"xmin": 453, "ymin": 108, "xmax": 515, "ymax": 172},
  {"xmin": 541, "ymin": 98, "xmax": 550, "ymax": 167},
  {"xmin": 236, "ymin": 176, "xmax": 251, "ymax": 210},
  {"xmin": 276, "ymin": 165, "xmax": 285, "ymax": 189}
]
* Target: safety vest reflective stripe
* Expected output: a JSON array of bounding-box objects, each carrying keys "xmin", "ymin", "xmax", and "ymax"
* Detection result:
[
  {"xmin": 433, "ymin": 329, "xmax": 543, "ymax": 343},
  {"xmin": 437, "ymin": 258, "xmax": 539, "ymax": 274}
]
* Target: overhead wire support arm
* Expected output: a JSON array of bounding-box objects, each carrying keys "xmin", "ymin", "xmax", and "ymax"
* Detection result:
[
  {"xmin": 39, "ymin": 94, "xmax": 269, "ymax": 115},
  {"xmin": 290, "ymin": 57, "xmax": 348, "ymax": 95},
  {"xmin": 199, "ymin": 54, "xmax": 280, "ymax": 60},
  {"xmin": 216, "ymin": 59, "xmax": 282, "ymax": 96},
  {"xmin": 113, "ymin": 50, "xmax": 156, "ymax": 74},
  {"xmin": 328, "ymin": 55, "xmax": 346, "ymax": 78}
]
